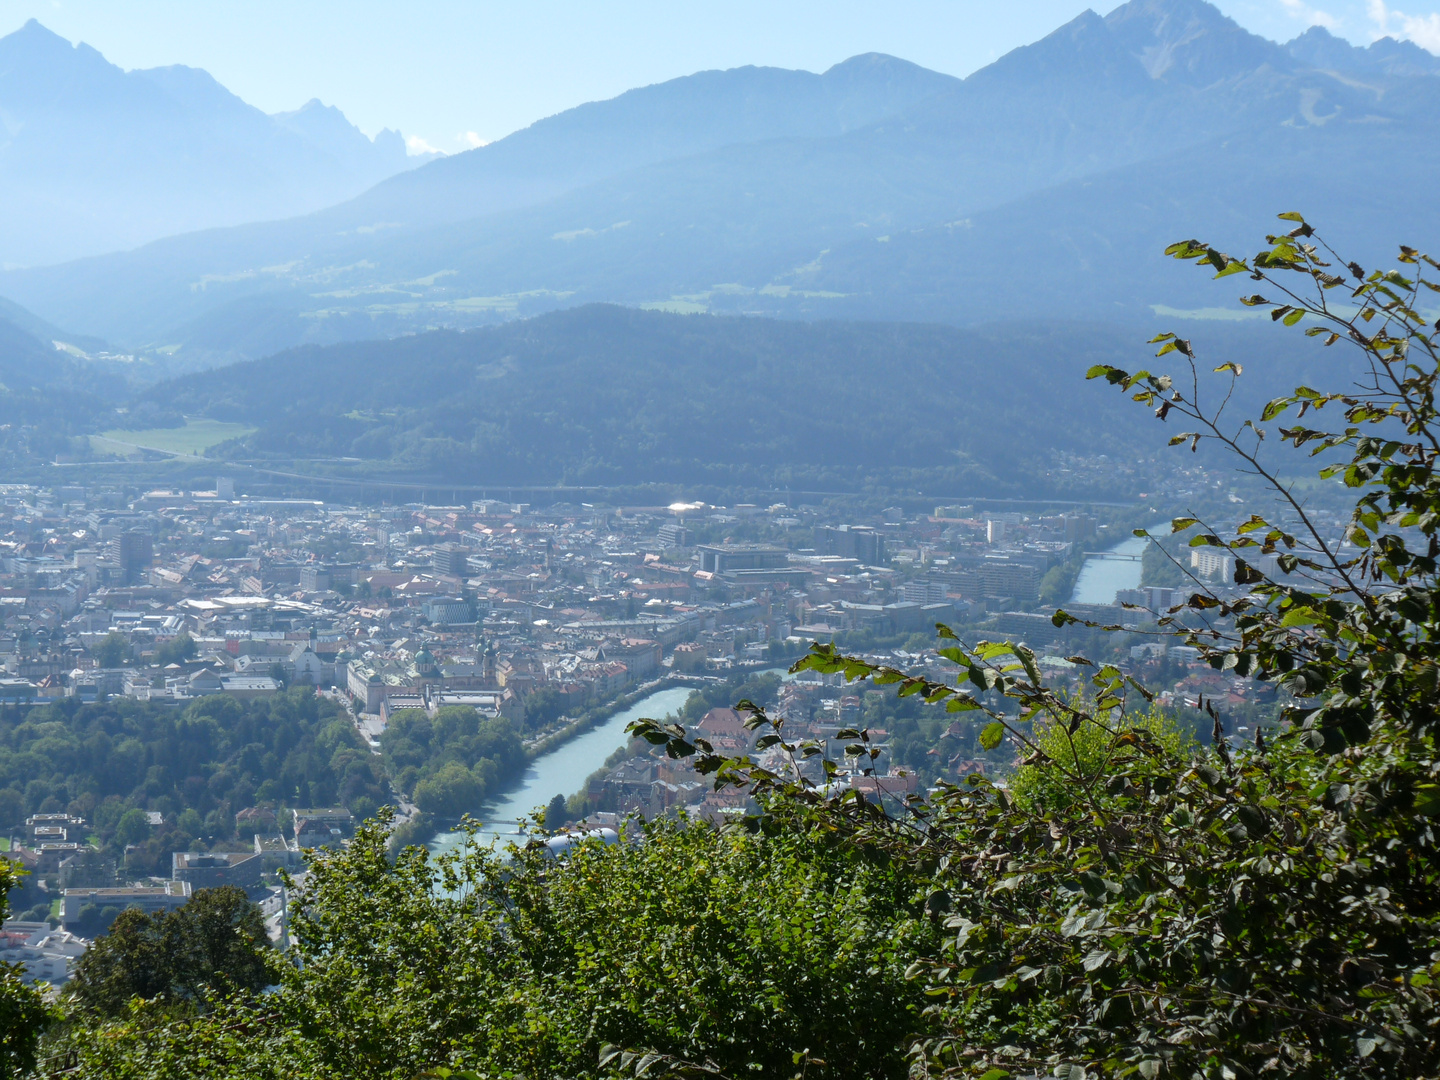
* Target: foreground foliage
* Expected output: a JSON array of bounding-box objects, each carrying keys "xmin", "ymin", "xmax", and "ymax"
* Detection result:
[
  {"xmin": 36, "ymin": 811, "xmax": 932, "ymax": 1079},
  {"xmin": 0, "ymin": 860, "xmax": 50, "ymax": 1080},
  {"xmin": 63, "ymin": 886, "xmax": 275, "ymax": 1017}
]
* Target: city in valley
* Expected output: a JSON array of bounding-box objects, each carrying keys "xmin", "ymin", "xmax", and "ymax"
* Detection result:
[{"xmin": 2, "ymin": 468, "xmax": 1351, "ymax": 985}]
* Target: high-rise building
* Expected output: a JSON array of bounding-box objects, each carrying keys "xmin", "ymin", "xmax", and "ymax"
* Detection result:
[
  {"xmin": 108, "ymin": 530, "xmax": 152, "ymax": 584},
  {"xmin": 1143, "ymin": 586, "xmax": 1180, "ymax": 611},
  {"xmin": 815, "ymin": 525, "xmax": 882, "ymax": 564},
  {"xmin": 902, "ymin": 580, "xmax": 949, "ymax": 604},
  {"xmin": 434, "ymin": 543, "xmax": 471, "ymax": 577},
  {"xmin": 1061, "ymin": 513, "xmax": 1095, "ymax": 541},
  {"xmin": 977, "ymin": 559, "xmax": 1039, "ymax": 600},
  {"xmin": 299, "ymin": 566, "xmax": 332, "ymax": 592}
]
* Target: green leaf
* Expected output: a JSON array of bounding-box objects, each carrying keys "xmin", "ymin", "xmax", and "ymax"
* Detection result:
[
  {"xmin": 1163, "ymin": 239, "xmax": 1204, "ymax": 259},
  {"xmin": 979, "ymin": 722, "xmax": 1005, "ymax": 750},
  {"xmin": 1082, "ymin": 948, "xmax": 1111, "ymax": 971},
  {"xmin": 1260, "ymin": 397, "xmax": 1291, "ymax": 421}
]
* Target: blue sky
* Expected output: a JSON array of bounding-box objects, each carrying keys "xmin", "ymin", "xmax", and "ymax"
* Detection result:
[{"xmin": 2, "ymin": 0, "xmax": 1436, "ymax": 154}]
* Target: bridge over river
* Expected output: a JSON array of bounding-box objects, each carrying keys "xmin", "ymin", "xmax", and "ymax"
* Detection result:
[{"xmin": 1070, "ymin": 536, "xmax": 1147, "ymax": 604}]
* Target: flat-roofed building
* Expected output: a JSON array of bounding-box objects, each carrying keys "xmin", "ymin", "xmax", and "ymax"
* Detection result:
[
  {"xmin": 218, "ymin": 674, "xmax": 281, "ymax": 699},
  {"xmin": 695, "ymin": 544, "xmax": 789, "ymax": 575},
  {"xmin": 816, "ymin": 525, "xmax": 883, "ymax": 565},
  {"xmin": 292, "ymin": 807, "xmax": 354, "ymax": 849},
  {"xmin": 254, "ymin": 834, "xmax": 306, "ymax": 871},
  {"xmin": 172, "ymin": 851, "xmax": 262, "ymax": 891},
  {"xmin": 422, "ymin": 596, "xmax": 476, "ymax": 625},
  {"xmin": 61, "ymin": 881, "xmax": 191, "ymax": 927},
  {"xmin": 0, "ymin": 921, "xmax": 88, "ymax": 987}
]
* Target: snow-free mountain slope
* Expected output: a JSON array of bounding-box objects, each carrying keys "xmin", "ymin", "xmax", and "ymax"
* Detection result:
[
  {"xmin": 1, "ymin": 0, "xmax": 1436, "ymax": 361},
  {"xmin": 0, "ymin": 19, "xmax": 420, "ymax": 266},
  {"xmin": 334, "ymin": 52, "xmax": 961, "ymax": 232},
  {"xmin": 1285, "ymin": 25, "xmax": 1440, "ymax": 77}
]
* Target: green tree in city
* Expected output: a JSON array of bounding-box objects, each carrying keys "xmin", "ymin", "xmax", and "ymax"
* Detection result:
[
  {"xmin": 112, "ymin": 807, "xmax": 151, "ymax": 848},
  {"xmin": 544, "ymin": 793, "xmax": 569, "ymax": 826},
  {"xmin": 411, "ymin": 761, "xmax": 486, "ymax": 820},
  {"xmin": 90, "ymin": 631, "xmax": 129, "ymax": 668},
  {"xmin": 524, "ymin": 685, "xmax": 565, "ymax": 729},
  {"xmin": 154, "ymin": 633, "xmax": 198, "ymax": 667}
]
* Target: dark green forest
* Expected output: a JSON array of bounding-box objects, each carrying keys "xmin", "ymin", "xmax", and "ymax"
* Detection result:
[
  {"xmin": 142, "ymin": 309, "xmax": 1173, "ymax": 496},
  {"xmin": 142, "ymin": 307, "xmax": 1151, "ymax": 493},
  {"xmin": 126, "ymin": 306, "xmax": 1349, "ymax": 497},
  {"xmin": 0, "ymin": 296, "xmax": 1349, "ymax": 498}
]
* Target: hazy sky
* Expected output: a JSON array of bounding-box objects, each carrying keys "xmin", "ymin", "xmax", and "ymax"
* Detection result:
[{"xmin": 3, "ymin": 0, "xmax": 1437, "ymax": 154}]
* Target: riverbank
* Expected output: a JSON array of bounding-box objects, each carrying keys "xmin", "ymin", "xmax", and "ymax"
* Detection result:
[
  {"xmin": 427, "ymin": 682, "xmax": 698, "ymax": 857},
  {"xmin": 520, "ymin": 672, "xmax": 717, "ymax": 760},
  {"xmin": 389, "ymin": 679, "xmax": 698, "ymax": 852}
]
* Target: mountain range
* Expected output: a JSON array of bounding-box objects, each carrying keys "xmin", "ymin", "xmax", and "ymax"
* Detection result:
[
  {"xmin": 0, "ymin": 0, "xmax": 1436, "ymax": 369},
  {"xmin": 0, "ymin": 19, "xmax": 426, "ymax": 268}
]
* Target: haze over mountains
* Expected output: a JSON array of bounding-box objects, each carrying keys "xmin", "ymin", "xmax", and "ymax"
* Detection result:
[
  {"xmin": 0, "ymin": 0, "xmax": 1436, "ymax": 371},
  {"xmin": 0, "ymin": 19, "xmax": 426, "ymax": 268}
]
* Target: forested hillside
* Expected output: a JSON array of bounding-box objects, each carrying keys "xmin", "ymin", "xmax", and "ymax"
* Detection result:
[
  {"xmin": 140, "ymin": 303, "xmax": 1347, "ymax": 496},
  {"xmin": 0, "ymin": 312, "xmax": 122, "ymax": 466}
]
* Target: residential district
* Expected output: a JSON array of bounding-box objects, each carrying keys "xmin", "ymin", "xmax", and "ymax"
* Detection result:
[{"xmin": 0, "ymin": 478, "xmax": 1338, "ymax": 987}]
